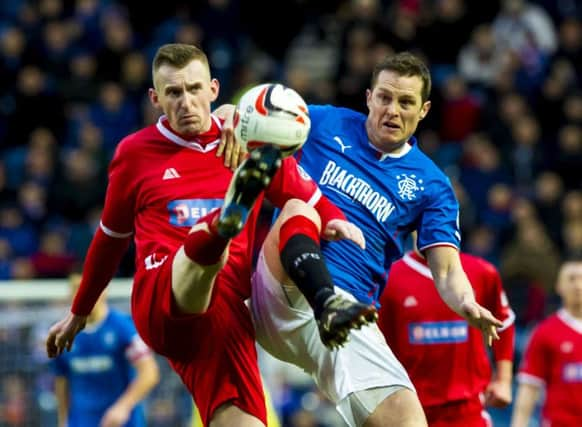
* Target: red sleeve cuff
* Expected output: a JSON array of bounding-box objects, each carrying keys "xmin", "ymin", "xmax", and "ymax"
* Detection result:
[
  {"xmin": 493, "ymin": 323, "xmax": 515, "ymax": 362},
  {"xmin": 314, "ymin": 196, "xmax": 346, "ymax": 232}
]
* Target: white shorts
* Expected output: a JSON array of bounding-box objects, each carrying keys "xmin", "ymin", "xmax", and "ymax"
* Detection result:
[{"xmin": 250, "ymin": 250, "xmax": 415, "ymax": 414}]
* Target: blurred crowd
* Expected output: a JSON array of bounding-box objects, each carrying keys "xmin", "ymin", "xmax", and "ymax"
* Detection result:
[{"xmin": 1, "ymin": 0, "xmax": 582, "ymax": 425}]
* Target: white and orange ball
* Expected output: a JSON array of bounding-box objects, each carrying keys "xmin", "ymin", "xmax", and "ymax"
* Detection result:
[{"xmin": 234, "ymin": 83, "xmax": 310, "ymax": 157}]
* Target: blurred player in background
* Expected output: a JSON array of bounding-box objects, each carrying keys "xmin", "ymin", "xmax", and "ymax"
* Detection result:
[
  {"xmin": 218, "ymin": 51, "xmax": 503, "ymax": 427},
  {"xmin": 511, "ymin": 255, "xmax": 582, "ymax": 427},
  {"xmin": 53, "ymin": 273, "xmax": 159, "ymax": 427},
  {"xmin": 46, "ymin": 43, "xmax": 370, "ymax": 427},
  {"xmin": 378, "ymin": 234, "xmax": 515, "ymax": 427}
]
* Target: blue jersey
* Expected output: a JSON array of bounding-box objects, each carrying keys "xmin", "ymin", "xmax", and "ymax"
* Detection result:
[
  {"xmin": 297, "ymin": 105, "xmax": 460, "ymax": 304},
  {"xmin": 53, "ymin": 309, "xmax": 148, "ymax": 427}
]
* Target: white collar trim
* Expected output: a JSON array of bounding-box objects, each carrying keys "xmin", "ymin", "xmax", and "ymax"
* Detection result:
[
  {"xmin": 369, "ymin": 140, "xmax": 412, "ymax": 161},
  {"xmin": 558, "ymin": 308, "xmax": 582, "ymax": 334},
  {"xmin": 402, "ymin": 252, "xmax": 433, "ymax": 279},
  {"xmin": 156, "ymin": 115, "xmax": 221, "ymax": 152}
]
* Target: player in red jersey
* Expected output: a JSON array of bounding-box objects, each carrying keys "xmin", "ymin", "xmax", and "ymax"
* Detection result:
[
  {"xmin": 511, "ymin": 255, "xmax": 582, "ymax": 427},
  {"xmin": 45, "ymin": 43, "xmax": 373, "ymax": 427},
  {"xmin": 378, "ymin": 242, "xmax": 515, "ymax": 427}
]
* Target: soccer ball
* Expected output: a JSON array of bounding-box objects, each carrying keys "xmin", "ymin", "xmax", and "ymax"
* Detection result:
[{"xmin": 233, "ymin": 83, "xmax": 310, "ymax": 157}]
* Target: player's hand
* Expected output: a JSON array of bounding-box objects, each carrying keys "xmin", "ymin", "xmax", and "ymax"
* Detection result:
[
  {"xmin": 459, "ymin": 298, "xmax": 503, "ymax": 346},
  {"xmin": 46, "ymin": 313, "xmax": 87, "ymax": 358},
  {"xmin": 100, "ymin": 402, "xmax": 131, "ymax": 427},
  {"xmin": 485, "ymin": 378, "xmax": 512, "ymax": 408},
  {"xmin": 323, "ymin": 219, "xmax": 366, "ymax": 249},
  {"xmin": 216, "ymin": 106, "xmax": 246, "ymax": 170}
]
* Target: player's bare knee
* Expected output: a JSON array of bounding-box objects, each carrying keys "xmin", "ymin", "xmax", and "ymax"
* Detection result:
[
  {"xmin": 279, "ymin": 198, "xmax": 321, "ymax": 229},
  {"xmin": 340, "ymin": 386, "xmax": 426, "ymax": 427},
  {"xmin": 171, "ymin": 247, "xmax": 222, "ymax": 314},
  {"xmin": 365, "ymin": 388, "xmax": 426, "ymax": 427}
]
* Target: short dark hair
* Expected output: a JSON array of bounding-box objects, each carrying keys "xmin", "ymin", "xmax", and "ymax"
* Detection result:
[
  {"xmin": 564, "ymin": 251, "xmax": 582, "ymax": 264},
  {"xmin": 152, "ymin": 44, "xmax": 209, "ymax": 82},
  {"xmin": 371, "ymin": 52, "xmax": 432, "ymax": 103}
]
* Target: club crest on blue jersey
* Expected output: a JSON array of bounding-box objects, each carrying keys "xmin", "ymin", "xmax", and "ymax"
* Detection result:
[
  {"xmin": 408, "ymin": 320, "xmax": 468, "ymax": 345},
  {"xmin": 396, "ymin": 174, "xmax": 424, "ymax": 200},
  {"xmin": 563, "ymin": 363, "xmax": 582, "ymax": 382},
  {"xmin": 167, "ymin": 199, "xmax": 223, "ymax": 226}
]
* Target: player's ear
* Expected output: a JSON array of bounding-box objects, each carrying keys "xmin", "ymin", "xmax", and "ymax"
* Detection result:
[
  {"xmin": 148, "ymin": 88, "xmax": 160, "ymax": 108},
  {"xmin": 365, "ymin": 88, "xmax": 373, "ymax": 110},
  {"xmin": 419, "ymin": 100, "xmax": 431, "ymax": 121},
  {"xmin": 210, "ymin": 78, "xmax": 220, "ymax": 102}
]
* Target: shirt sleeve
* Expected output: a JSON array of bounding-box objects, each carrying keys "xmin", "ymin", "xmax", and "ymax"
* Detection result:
[
  {"xmin": 100, "ymin": 141, "xmax": 138, "ymax": 235},
  {"xmin": 486, "ymin": 263, "xmax": 516, "ymax": 361},
  {"xmin": 71, "ymin": 142, "xmax": 136, "ymax": 315},
  {"xmin": 518, "ymin": 326, "xmax": 548, "ymax": 387},
  {"xmin": 266, "ymin": 156, "xmax": 322, "ymax": 208},
  {"xmin": 118, "ymin": 312, "xmax": 152, "ymax": 363},
  {"xmin": 266, "ymin": 156, "xmax": 346, "ymax": 229},
  {"xmin": 416, "ymin": 176, "xmax": 461, "ymax": 252}
]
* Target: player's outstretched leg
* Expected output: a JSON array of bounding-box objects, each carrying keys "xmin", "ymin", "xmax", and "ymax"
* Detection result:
[
  {"xmin": 317, "ymin": 294, "xmax": 378, "ymax": 349},
  {"xmin": 217, "ymin": 145, "xmax": 282, "ymax": 238},
  {"xmin": 274, "ymin": 200, "xmax": 378, "ymax": 350}
]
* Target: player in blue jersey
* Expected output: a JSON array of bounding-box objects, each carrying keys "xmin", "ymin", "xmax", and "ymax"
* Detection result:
[
  {"xmin": 53, "ymin": 274, "xmax": 159, "ymax": 427},
  {"xmin": 217, "ymin": 52, "xmax": 503, "ymax": 427}
]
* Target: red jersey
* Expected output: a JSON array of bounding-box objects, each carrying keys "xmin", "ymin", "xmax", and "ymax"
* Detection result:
[
  {"xmin": 378, "ymin": 251, "xmax": 515, "ymax": 408},
  {"xmin": 72, "ymin": 115, "xmax": 327, "ymax": 314},
  {"xmin": 518, "ymin": 310, "xmax": 582, "ymax": 426}
]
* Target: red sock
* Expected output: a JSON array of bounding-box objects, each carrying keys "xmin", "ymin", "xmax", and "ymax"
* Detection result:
[
  {"xmin": 183, "ymin": 209, "xmax": 228, "ymax": 265},
  {"xmin": 279, "ymin": 215, "xmax": 320, "ymax": 252}
]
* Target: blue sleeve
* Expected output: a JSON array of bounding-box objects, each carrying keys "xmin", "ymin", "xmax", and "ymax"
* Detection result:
[{"xmin": 416, "ymin": 176, "xmax": 461, "ymax": 251}]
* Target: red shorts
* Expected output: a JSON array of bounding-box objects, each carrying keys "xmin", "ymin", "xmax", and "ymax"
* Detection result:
[
  {"xmin": 424, "ymin": 395, "xmax": 491, "ymax": 427},
  {"xmin": 131, "ymin": 251, "xmax": 266, "ymax": 426}
]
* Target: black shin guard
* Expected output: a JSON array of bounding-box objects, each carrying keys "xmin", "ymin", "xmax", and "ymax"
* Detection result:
[{"xmin": 280, "ymin": 234, "xmax": 335, "ymax": 318}]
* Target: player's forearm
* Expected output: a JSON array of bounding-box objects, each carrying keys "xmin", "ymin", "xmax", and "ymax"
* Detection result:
[
  {"xmin": 495, "ymin": 360, "xmax": 513, "ymax": 383},
  {"xmin": 487, "ymin": 364, "xmax": 513, "ymax": 408},
  {"xmin": 71, "ymin": 227, "xmax": 130, "ymax": 315},
  {"xmin": 510, "ymin": 383, "xmax": 540, "ymax": 427},
  {"xmin": 432, "ymin": 266, "xmax": 476, "ymax": 317},
  {"xmin": 426, "ymin": 247, "xmax": 477, "ymax": 317},
  {"xmin": 115, "ymin": 357, "xmax": 159, "ymax": 411}
]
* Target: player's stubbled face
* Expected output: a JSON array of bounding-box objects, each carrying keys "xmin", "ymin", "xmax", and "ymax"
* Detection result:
[
  {"xmin": 365, "ymin": 70, "xmax": 430, "ymax": 153},
  {"xmin": 153, "ymin": 60, "xmax": 218, "ymax": 136}
]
